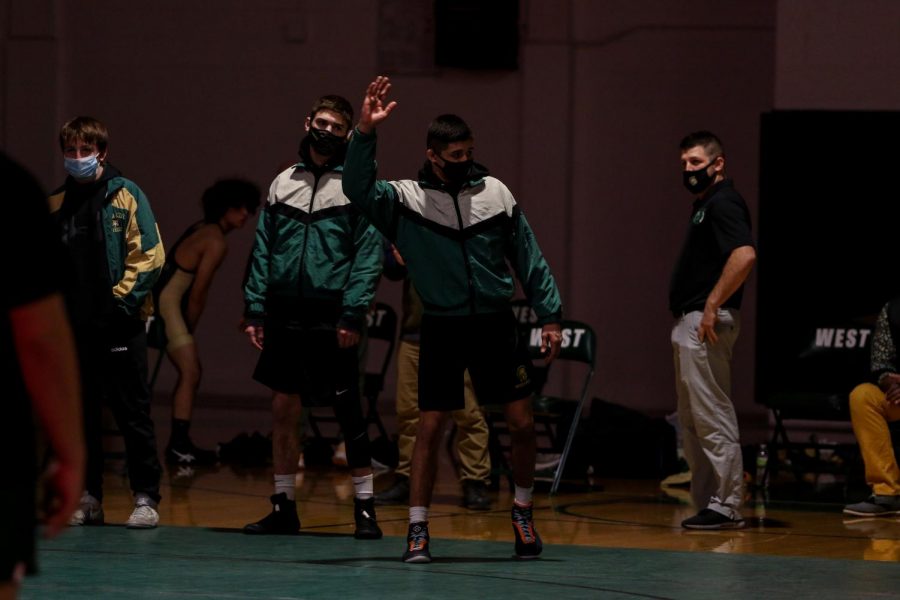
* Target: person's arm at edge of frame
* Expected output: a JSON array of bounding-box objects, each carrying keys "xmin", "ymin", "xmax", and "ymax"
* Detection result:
[
  {"xmin": 10, "ymin": 293, "xmax": 84, "ymax": 538},
  {"xmin": 697, "ymin": 245, "xmax": 756, "ymax": 344}
]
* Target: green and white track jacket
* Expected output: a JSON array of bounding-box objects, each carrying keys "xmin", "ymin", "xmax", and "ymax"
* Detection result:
[
  {"xmin": 342, "ymin": 129, "xmax": 562, "ymax": 325},
  {"xmin": 243, "ymin": 159, "xmax": 383, "ymax": 330}
]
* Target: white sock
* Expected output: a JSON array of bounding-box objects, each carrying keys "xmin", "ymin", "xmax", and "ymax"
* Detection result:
[
  {"xmin": 409, "ymin": 506, "xmax": 428, "ymax": 524},
  {"xmin": 514, "ymin": 485, "xmax": 534, "ymax": 507},
  {"xmin": 275, "ymin": 473, "xmax": 296, "ymax": 500},
  {"xmin": 352, "ymin": 473, "xmax": 374, "ymax": 500}
]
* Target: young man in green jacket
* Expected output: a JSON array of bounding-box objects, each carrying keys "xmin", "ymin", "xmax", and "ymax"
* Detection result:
[
  {"xmin": 242, "ymin": 95, "xmax": 384, "ymax": 540},
  {"xmin": 50, "ymin": 116, "xmax": 165, "ymax": 529},
  {"xmin": 342, "ymin": 76, "xmax": 564, "ymax": 563}
]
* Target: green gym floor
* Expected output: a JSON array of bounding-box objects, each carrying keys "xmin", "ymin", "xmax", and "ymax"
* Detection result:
[{"xmin": 20, "ymin": 405, "xmax": 900, "ymax": 599}]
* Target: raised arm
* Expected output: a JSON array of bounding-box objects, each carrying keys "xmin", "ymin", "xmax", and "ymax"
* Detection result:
[
  {"xmin": 357, "ymin": 75, "xmax": 398, "ymax": 135},
  {"xmin": 342, "ymin": 76, "xmax": 405, "ymax": 238}
]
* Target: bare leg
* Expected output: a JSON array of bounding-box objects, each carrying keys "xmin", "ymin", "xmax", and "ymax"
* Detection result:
[
  {"xmin": 504, "ymin": 397, "xmax": 536, "ymax": 489},
  {"xmin": 167, "ymin": 343, "xmax": 201, "ymax": 422},
  {"xmin": 272, "ymin": 392, "xmax": 302, "ymax": 474},
  {"xmin": 409, "ymin": 410, "xmax": 449, "ymax": 507}
]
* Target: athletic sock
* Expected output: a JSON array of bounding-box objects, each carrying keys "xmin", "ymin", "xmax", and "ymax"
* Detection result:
[
  {"xmin": 274, "ymin": 474, "xmax": 296, "ymax": 501},
  {"xmin": 514, "ymin": 485, "xmax": 534, "ymax": 507},
  {"xmin": 352, "ymin": 473, "xmax": 374, "ymax": 500},
  {"xmin": 409, "ymin": 506, "xmax": 428, "ymax": 524}
]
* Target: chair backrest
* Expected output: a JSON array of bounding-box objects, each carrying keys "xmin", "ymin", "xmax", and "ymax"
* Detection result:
[
  {"xmin": 509, "ymin": 298, "xmax": 596, "ymax": 374},
  {"xmin": 366, "ymin": 301, "xmax": 398, "ymax": 346},
  {"xmin": 362, "ymin": 302, "xmax": 398, "ymax": 397},
  {"xmin": 520, "ymin": 319, "xmax": 596, "ymax": 367},
  {"xmin": 757, "ymin": 315, "xmax": 874, "ymax": 419}
]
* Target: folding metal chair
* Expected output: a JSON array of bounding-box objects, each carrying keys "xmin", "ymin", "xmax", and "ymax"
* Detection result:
[{"xmin": 487, "ymin": 309, "xmax": 597, "ymax": 494}]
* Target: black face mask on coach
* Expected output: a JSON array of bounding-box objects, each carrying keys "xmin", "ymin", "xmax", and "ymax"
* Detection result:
[{"xmin": 683, "ymin": 161, "xmax": 716, "ymax": 194}]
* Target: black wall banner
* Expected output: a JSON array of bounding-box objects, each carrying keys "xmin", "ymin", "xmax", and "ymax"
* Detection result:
[{"xmin": 756, "ymin": 111, "xmax": 900, "ymax": 412}]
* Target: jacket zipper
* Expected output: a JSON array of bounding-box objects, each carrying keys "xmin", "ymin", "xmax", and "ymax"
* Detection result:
[
  {"xmin": 297, "ymin": 171, "xmax": 322, "ymax": 297},
  {"xmin": 450, "ymin": 189, "xmax": 477, "ymax": 315}
]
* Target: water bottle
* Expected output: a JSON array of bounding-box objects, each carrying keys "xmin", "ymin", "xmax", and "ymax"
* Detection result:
[
  {"xmin": 755, "ymin": 443, "xmax": 769, "ymax": 488},
  {"xmin": 754, "ymin": 486, "xmax": 767, "ymax": 525}
]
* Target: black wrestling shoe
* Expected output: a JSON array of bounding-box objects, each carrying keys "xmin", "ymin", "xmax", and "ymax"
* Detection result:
[
  {"xmin": 242, "ymin": 493, "xmax": 300, "ymax": 535},
  {"xmin": 681, "ymin": 508, "xmax": 746, "ymax": 530},
  {"xmin": 353, "ymin": 497, "xmax": 383, "ymax": 539},
  {"xmin": 511, "ymin": 502, "xmax": 543, "ymax": 559},
  {"xmin": 402, "ymin": 521, "xmax": 431, "ymax": 563}
]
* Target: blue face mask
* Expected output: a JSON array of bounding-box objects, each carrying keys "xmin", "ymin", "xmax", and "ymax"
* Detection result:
[{"xmin": 64, "ymin": 154, "xmax": 100, "ymax": 179}]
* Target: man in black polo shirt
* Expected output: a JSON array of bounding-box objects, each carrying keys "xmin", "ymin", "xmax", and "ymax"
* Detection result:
[{"xmin": 669, "ymin": 131, "xmax": 756, "ymax": 530}]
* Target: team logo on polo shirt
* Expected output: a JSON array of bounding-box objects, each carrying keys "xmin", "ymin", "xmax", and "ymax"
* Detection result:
[
  {"xmin": 692, "ymin": 209, "xmax": 706, "ymax": 225},
  {"xmin": 515, "ymin": 365, "xmax": 529, "ymax": 388}
]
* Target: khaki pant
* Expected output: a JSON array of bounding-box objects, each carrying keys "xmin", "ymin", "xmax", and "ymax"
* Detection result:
[
  {"xmin": 671, "ymin": 309, "xmax": 743, "ymax": 519},
  {"xmin": 849, "ymin": 382, "xmax": 900, "ymax": 496},
  {"xmin": 394, "ymin": 340, "xmax": 490, "ymax": 482}
]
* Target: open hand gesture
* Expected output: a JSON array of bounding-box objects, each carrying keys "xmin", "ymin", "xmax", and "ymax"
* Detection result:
[{"xmin": 358, "ymin": 75, "xmax": 398, "ymax": 134}]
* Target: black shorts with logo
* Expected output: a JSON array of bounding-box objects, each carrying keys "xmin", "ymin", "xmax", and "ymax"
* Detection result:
[
  {"xmin": 252, "ymin": 300, "xmax": 358, "ymax": 406},
  {"xmin": 418, "ymin": 311, "xmax": 534, "ymax": 411}
]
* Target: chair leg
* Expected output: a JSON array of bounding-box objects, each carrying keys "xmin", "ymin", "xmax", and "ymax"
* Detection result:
[{"xmin": 551, "ymin": 396, "xmax": 588, "ymax": 495}]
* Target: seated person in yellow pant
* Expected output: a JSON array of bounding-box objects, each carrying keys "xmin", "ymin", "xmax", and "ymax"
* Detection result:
[
  {"xmin": 376, "ymin": 244, "xmax": 491, "ymax": 510},
  {"xmin": 844, "ymin": 295, "xmax": 900, "ymax": 517}
]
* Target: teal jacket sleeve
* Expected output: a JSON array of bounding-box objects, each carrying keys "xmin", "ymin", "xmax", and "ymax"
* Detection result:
[
  {"xmin": 342, "ymin": 128, "xmax": 402, "ymax": 240},
  {"xmin": 243, "ymin": 204, "xmax": 271, "ymax": 318},
  {"xmin": 508, "ymin": 206, "xmax": 563, "ymax": 325},
  {"xmin": 108, "ymin": 181, "xmax": 165, "ymax": 318},
  {"xmin": 339, "ymin": 217, "xmax": 385, "ymax": 331}
]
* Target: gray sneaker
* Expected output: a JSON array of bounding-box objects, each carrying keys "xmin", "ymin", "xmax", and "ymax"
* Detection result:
[
  {"xmin": 843, "ymin": 495, "xmax": 900, "ymax": 517},
  {"xmin": 125, "ymin": 495, "xmax": 160, "ymax": 529},
  {"xmin": 69, "ymin": 493, "xmax": 104, "ymax": 526}
]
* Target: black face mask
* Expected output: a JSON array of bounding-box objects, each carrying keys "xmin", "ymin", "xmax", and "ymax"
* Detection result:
[
  {"xmin": 682, "ymin": 160, "xmax": 718, "ymax": 194},
  {"xmin": 439, "ymin": 158, "xmax": 473, "ymax": 184},
  {"xmin": 308, "ymin": 128, "xmax": 345, "ymax": 156}
]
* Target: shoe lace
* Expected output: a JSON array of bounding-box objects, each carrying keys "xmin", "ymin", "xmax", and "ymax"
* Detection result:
[
  {"xmin": 408, "ymin": 524, "xmax": 428, "ymax": 551},
  {"xmin": 130, "ymin": 505, "xmax": 157, "ymax": 521},
  {"xmin": 513, "ymin": 506, "xmax": 535, "ymax": 543}
]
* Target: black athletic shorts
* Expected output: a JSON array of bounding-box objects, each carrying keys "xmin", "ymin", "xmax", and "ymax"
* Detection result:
[
  {"xmin": 418, "ymin": 311, "xmax": 533, "ymax": 411},
  {"xmin": 1, "ymin": 485, "xmax": 37, "ymax": 581},
  {"xmin": 252, "ymin": 307, "xmax": 359, "ymax": 407}
]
